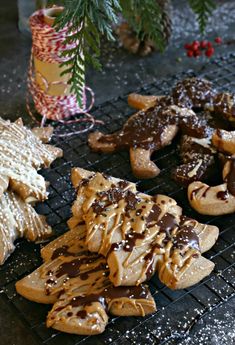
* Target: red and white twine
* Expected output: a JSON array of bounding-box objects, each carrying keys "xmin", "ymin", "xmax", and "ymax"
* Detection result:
[{"xmin": 27, "ymin": 9, "xmax": 102, "ymax": 136}]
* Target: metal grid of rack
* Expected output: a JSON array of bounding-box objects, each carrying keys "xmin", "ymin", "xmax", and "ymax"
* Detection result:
[{"xmin": 0, "ymin": 53, "xmax": 234, "ymax": 345}]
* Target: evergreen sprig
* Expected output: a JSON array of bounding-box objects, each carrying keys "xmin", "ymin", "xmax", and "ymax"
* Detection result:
[
  {"xmin": 48, "ymin": 0, "xmax": 216, "ymax": 104},
  {"xmin": 188, "ymin": 0, "xmax": 216, "ymax": 33},
  {"xmin": 52, "ymin": 0, "xmax": 121, "ymax": 105}
]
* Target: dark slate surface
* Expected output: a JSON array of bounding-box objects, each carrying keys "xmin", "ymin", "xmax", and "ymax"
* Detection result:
[{"xmin": 0, "ymin": 1, "xmax": 234, "ymax": 345}]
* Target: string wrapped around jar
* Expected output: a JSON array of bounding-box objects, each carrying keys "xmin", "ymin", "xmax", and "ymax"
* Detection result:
[{"xmin": 27, "ymin": 7, "xmax": 101, "ymax": 136}]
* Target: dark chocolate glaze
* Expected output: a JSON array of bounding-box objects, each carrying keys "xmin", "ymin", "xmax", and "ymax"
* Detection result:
[
  {"xmin": 174, "ymin": 225, "xmax": 200, "ymax": 251},
  {"xmin": 67, "ymin": 285, "xmax": 149, "ymax": 313},
  {"xmin": 108, "ymin": 242, "xmax": 123, "ymax": 255},
  {"xmin": 51, "ymin": 245, "xmax": 70, "ymax": 260},
  {"xmin": 157, "ymin": 213, "xmax": 178, "ymax": 237},
  {"xmin": 55, "ymin": 256, "xmax": 100, "ymax": 279},
  {"xmin": 46, "ymin": 278, "xmax": 56, "ymax": 286},
  {"xmin": 108, "ymin": 231, "xmax": 145, "ymax": 255},
  {"xmin": 98, "ymin": 103, "xmax": 212, "ymax": 150},
  {"xmin": 173, "ymin": 153, "xmax": 214, "ymax": 186},
  {"xmin": 146, "ymin": 204, "xmax": 161, "ymax": 227},
  {"xmin": 172, "ymin": 78, "xmax": 215, "ymax": 109},
  {"xmin": 51, "ymin": 246, "xmax": 91, "ymax": 261},
  {"xmin": 144, "ymin": 243, "xmax": 163, "ymax": 280},
  {"xmin": 95, "ymin": 78, "xmax": 216, "ymax": 152},
  {"xmin": 76, "ymin": 310, "xmax": 87, "ymax": 319},
  {"xmin": 123, "ymin": 232, "xmax": 145, "ymax": 252},
  {"xmin": 79, "ymin": 263, "xmax": 108, "ymax": 281},
  {"xmin": 92, "ymin": 180, "xmax": 139, "ymax": 217},
  {"xmin": 98, "ymin": 106, "xmax": 167, "ymax": 150},
  {"xmin": 217, "ymin": 190, "xmax": 229, "ymax": 200},
  {"xmin": 212, "ymin": 93, "xmax": 235, "ymax": 120}
]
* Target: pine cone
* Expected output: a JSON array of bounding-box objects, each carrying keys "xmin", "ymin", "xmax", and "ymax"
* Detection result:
[{"xmin": 116, "ymin": 0, "xmax": 172, "ymax": 56}]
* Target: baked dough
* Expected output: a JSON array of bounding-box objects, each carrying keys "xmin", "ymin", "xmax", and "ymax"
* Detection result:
[
  {"xmin": 0, "ymin": 117, "xmax": 63, "ymax": 202},
  {"xmin": 0, "ymin": 191, "xmax": 52, "ymax": 264},
  {"xmin": 16, "ymin": 224, "xmax": 156, "ymax": 335},
  {"xmin": 88, "ymin": 105, "xmax": 206, "ymax": 179},
  {"xmin": 70, "ymin": 168, "xmax": 218, "ymax": 289}
]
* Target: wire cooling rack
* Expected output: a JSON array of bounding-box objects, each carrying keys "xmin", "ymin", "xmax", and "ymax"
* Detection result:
[{"xmin": 0, "ymin": 53, "xmax": 235, "ymax": 345}]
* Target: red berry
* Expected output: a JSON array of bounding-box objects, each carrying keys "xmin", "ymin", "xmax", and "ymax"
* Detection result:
[
  {"xmin": 205, "ymin": 47, "xmax": 215, "ymax": 57},
  {"xmin": 200, "ymin": 40, "xmax": 207, "ymax": 49},
  {"xmin": 207, "ymin": 41, "xmax": 213, "ymax": 48},
  {"xmin": 215, "ymin": 37, "xmax": 222, "ymax": 44},
  {"xmin": 187, "ymin": 50, "xmax": 194, "ymax": 57},
  {"xmin": 184, "ymin": 43, "xmax": 192, "ymax": 50},
  {"xmin": 194, "ymin": 49, "xmax": 201, "ymax": 58},
  {"xmin": 192, "ymin": 40, "xmax": 200, "ymax": 50}
]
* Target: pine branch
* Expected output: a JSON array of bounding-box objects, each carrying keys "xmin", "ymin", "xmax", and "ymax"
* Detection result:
[
  {"xmin": 120, "ymin": 0, "xmax": 166, "ymax": 51},
  {"xmin": 46, "ymin": 0, "xmax": 216, "ymax": 107},
  {"xmin": 188, "ymin": 0, "xmax": 216, "ymax": 34},
  {"xmin": 51, "ymin": 0, "xmax": 120, "ymax": 106}
]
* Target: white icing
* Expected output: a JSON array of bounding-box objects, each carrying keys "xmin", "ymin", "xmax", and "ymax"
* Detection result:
[
  {"xmin": 0, "ymin": 117, "xmax": 61, "ymax": 200},
  {"xmin": 0, "ymin": 191, "xmax": 52, "ymax": 264}
]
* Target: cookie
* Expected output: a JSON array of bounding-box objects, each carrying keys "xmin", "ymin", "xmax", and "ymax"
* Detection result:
[
  {"xmin": 171, "ymin": 77, "xmax": 216, "ymax": 109},
  {"xmin": 127, "ymin": 93, "xmax": 174, "ymax": 111},
  {"xmin": 206, "ymin": 92, "xmax": 235, "ymax": 123},
  {"xmin": 0, "ymin": 191, "xmax": 52, "ymax": 264},
  {"xmin": 16, "ymin": 224, "xmax": 156, "ymax": 335},
  {"xmin": 0, "ymin": 117, "xmax": 63, "ymax": 202},
  {"xmin": 212, "ymin": 129, "xmax": 235, "ymax": 155},
  {"xmin": 88, "ymin": 105, "xmax": 207, "ymax": 179},
  {"xmin": 188, "ymin": 153, "xmax": 235, "ymax": 215},
  {"xmin": 70, "ymin": 168, "xmax": 218, "ymax": 289},
  {"xmin": 128, "ymin": 77, "xmax": 215, "ymax": 111},
  {"xmin": 172, "ymin": 127, "xmax": 216, "ymax": 185}
]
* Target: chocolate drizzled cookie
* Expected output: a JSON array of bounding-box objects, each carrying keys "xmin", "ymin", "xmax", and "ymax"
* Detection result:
[
  {"xmin": 16, "ymin": 224, "xmax": 156, "ymax": 335},
  {"xmin": 70, "ymin": 168, "xmax": 218, "ymax": 289},
  {"xmin": 172, "ymin": 125, "xmax": 216, "ymax": 185},
  {"xmin": 206, "ymin": 92, "xmax": 235, "ymax": 123},
  {"xmin": 171, "ymin": 77, "xmax": 216, "ymax": 109},
  {"xmin": 88, "ymin": 77, "xmax": 218, "ymax": 179},
  {"xmin": 188, "ymin": 129, "xmax": 235, "ymax": 215},
  {"xmin": 89, "ymin": 104, "xmax": 210, "ymax": 179}
]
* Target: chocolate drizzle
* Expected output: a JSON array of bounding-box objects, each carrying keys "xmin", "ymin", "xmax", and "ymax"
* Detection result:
[
  {"xmin": 174, "ymin": 225, "xmax": 199, "ymax": 251},
  {"xmin": 98, "ymin": 101, "xmax": 211, "ymax": 150},
  {"xmin": 217, "ymin": 190, "xmax": 229, "ymax": 200},
  {"xmin": 55, "ymin": 256, "xmax": 100, "ymax": 279},
  {"xmin": 172, "ymin": 78, "xmax": 215, "ymax": 109},
  {"xmin": 51, "ymin": 245, "xmax": 70, "ymax": 260},
  {"xmin": 92, "ymin": 180, "xmax": 139, "ymax": 217},
  {"xmin": 98, "ymin": 106, "xmax": 167, "ymax": 150},
  {"xmin": 76, "ymin": 310, "xmax": 87, "ymax": 319},
  {"xmin": 212, "ymin": 93, "xmax": 235, "ymax": 120},
  {"xmin": 157, "ymin": 213, "xmax": 178, "ymax": 237},
  {"xmin": 144, "ymin": 243, "xmax": 163, "ymax": 280},
  {"xmin": 108, "ymin": 231, "xmax": 145, "ymax": 255},
  {"xmin": 51, "ymin": 245, "xmax": 90, "ymax": 261},
  {"xmin": 146, "ymin": 204, "xmax": 161, "ymax": 227},
  {"xmin": 67, "ymin": 285, "xmax": 149, "ymax": 312},
  {"xmin": 123, "ymin": 232, "xmax": 145, "ymax": 252}
]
